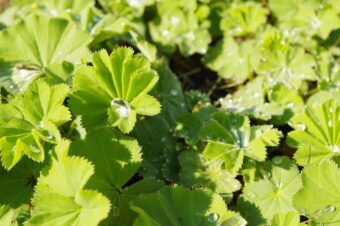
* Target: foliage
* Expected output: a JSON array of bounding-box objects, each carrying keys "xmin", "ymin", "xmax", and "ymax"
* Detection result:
[{"xmin": 0, "ymin": 0, "xmax": 339, "ymax": 225}]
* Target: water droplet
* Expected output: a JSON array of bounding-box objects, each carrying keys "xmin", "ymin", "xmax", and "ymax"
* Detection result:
[
  {"xmin": 207, "ymin": 213, "xmax": 219, "ymax": 222},
  {"xmin": 57, "ymin": 51, "xmax": 62, "ymax": 56},
  {"xmin": 47, "ymin": 132, "xmax": 53, "ymax": 140},
  {"xmin": 286, "ymin": 102, "xmax": 295, "ymax": 109},
  {"xmin": 170, "ymin": 16, "xmax": 180, "ymax": 26},
  {"xmin": 19, "ymin": 69, "xmax": 30, "ymax": 77},
  {"xmin": 162, "ymin": 30, "xmax": 170, "ymax": 37},
  {"xmin": 247, "ymin": 192, "xmax": 257, "ymax": 199},
  {"xmin": 127, "ymin": 0, "xmax": 143, "ymax": 8},
  {"xmin": 9, "ymin": 85, "xmax": 14, "ymax": 89},
  {"xmin": 30, "ymin": 145, "xmax": 40, "ymax": 153},
  {"xmin": 111, "ymin": 98, "xmax": 131, "ymax": 118},
  {"xmin": 295, "ymin": 123, "xmax": 306, "ymax": 131},
  {"xmin": 324, "ymin": 205, "xmax": 336, "ymax": 212},
  {"xmin": 112, "ymin": 206, "xmax": 120, "ymax": 217},
  {"xmin": 329, "ymin": 145, "xmax": 340, "ymax": 153},
  {"xmin": 262, "ymin": 170, "xmax": 271, "ymax": 179},
  {"xmin": 273, "ymin": 157, "xmax": 282, "ymax": 165},
  {"xmin": 232, "ymin": 182, "xmax": 240, "ymax": 189},
  {"xmin": 276, "ymin": 181, "xmax": 283, "ymax": 189},
  {"xmin": 198, "ymin": 48, "xmax": 207, "ymax": 54},
  {"xmin": 36, "ymin": 121, "xmax": 44, "ymax": 129},
  {"xmin": 253, "ymin": 92, "xmax": 260, "ymax": 98},
  {"xmin": 170, "ymin": 89, "xmax": 178, "ymax": 96},
  {"xmin": 328, "ymin": 120, "xmax": 333, "ymax": 127},
  {"xmin": 310, "ymin": 16, "xmax": 322, "ymax": 29},
  {"xmin": 50, "ymin": 9, "xmax": 58, "ymax": 17},
  {"xmin": 185, "ymin": 31, "xmax": 195, "ymax": 41}
]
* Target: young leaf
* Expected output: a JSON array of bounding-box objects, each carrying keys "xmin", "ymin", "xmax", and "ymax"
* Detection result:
[
  {"xmin": 179, "ymin": 151, "xmax": 241, "ymax": 195},
  {"xmin": 27, "ymin": 140, "xmax": 110, "ymax": 226},
  {"xmin": 0, "ymin": 205, "xmax": 13, "ymax": 226},
  {"xmin": 0, "ymin": 15, "xmax": 92, "ymax": 91},
  {"xmin": 241, "ymin": 156, "xmax": 302, "ymax": 222},
  {"xmin": 220, "ymin": 2, "xmax": 269, "ymax": 37},
  {"xmin": 0, "ymin": 80, "xmax": 70, "ymax": 169},
  {"xmin": 258, "ymin": 45, "xmax": 316, "ymax": 90},
  {"xmin": 200, "ymin": 112, "xmax": 282, "ymax": 162},
  {"xmin": 70, "ymin": 47, "xmax": 160, "ymax": 133},
  {"xmin": 203, "ymin": 38, "xmax": 261, "ymax": 85},
  {"xmin": 131, "ymin": 185, "xmax": 242, "ymax": 226},
  {"xmin": 149, "ymin": 3, "xmax": 211, "ymax": 56},
  {"xmin": 293, "ymin": 160, "xmax": 340, "ymax": 225},
  {"xmin": 287, "ymin": 100, "xmax": 340, "ymax": 166}
]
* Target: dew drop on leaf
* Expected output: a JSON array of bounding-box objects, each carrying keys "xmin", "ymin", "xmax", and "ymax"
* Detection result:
[
  {"xmin": 329, "ymin": 145, "xmax": 340, "ymax": 153},
  {"xmin": 162, "ymin": 30, "xmax": 170, "ymax": 37},
  {"xmin": 273, "ymin": 157, "xmax": 282, "ymax": 165},
  {"xmin": 170, "ymin": 89, "xmax": 178, "ymax": 96},
  {"xmin": 30, "ymin": 145, "xmax": 40, "ymax": 153},
  {"xmin": 295, "ymin": 123, "xmax": 306, "ymax": 131},
  {"xmin": 47, "ymin": 132, "xmax": 54, "ymax": 140},
  {"xmin": 324, "ymin": 205, "xmax": 336, "ymax": 212},
  {"xmin": 286, "ymin": 102, "xmax": 294, "ymax": 109},
  {"xmin": 328, "ymin": 120, "xmax": 333, "ymax": 127},
  {"xmin": 207, "ymin": 213, "xmax": 219, "ymax": 222},
  {"xmin": 247, "ymin": 192, "xmax": 257, "ymax": 199},
  {"xmin": 170, "ymin": 16, "xmax": 180, "ymax": 26},
  {"xmin": 262, "ymin": 170, "xmax": 271, "ymax": 179},
  {"xmin": 111, "ymin": 98, "xmax": 131, "ymax": 118},
  {"xmin": 276, "ymin": 181, "xmax": 283, "ymax": 189}
]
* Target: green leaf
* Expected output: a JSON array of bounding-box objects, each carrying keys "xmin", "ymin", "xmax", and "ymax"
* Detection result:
[
  {"xmin": 287, "ymin": 100, "xmax": 340, "ymax": 166},
  {"xmin": 293, "ymin": 160, "xmax": 340, "ymax": 225},
  {"xmin": 0, "ymin": 205, "xmax": 14, "ymax": 226},
  {"xmin": 258, "ymin": 45, "xmax": 316, "ymax": 90},
  {"xmin": 132, "ymin": 61, "xmax": 187, "ymax": 181},
  {"xmin": 131, "ymin": 185, "xmax": 241, "ymax": 226},
  {"xmin": 70, "ymin": 47, "xmax": 160, "ymax": 133},
  {"xmin": 27, "ymin": 140, "xmax": 110, "ymax": 226},
  {"xmin": 203, "ymin": 38, "xmax": 261, "ymax": 85},
  {"xmin": 220, "ymin": 2, "xmax": 268, "ymax": 37},
  {"xmin": 179, "ymin": 151, "xmax": 241, "ymax": 194},
  {"xmin": 176, "ymin": 107, "xmax": 216, "ymax": 146},
  {"xmin": 200, "ymin": 112, "xmax": 282, "ymax": 162},
  {"xmin": 0, "ymin": 158, "xmax": 42, "ymax": 208},
  {"xmin": 271, "ymin": 211, "xmax": 300, "ymax": 226},
  {"xmin": 149, "ymin": 5, "xmax": 211, "ymax": 56},
  {"xmin": 241, "ymin": 156, "xmax": 302, "ymax": 222},
  {"xmin": 0, "ymin": 80, "xmax": 70, "ymax": 169},
  {"xmin": 219, "ymin": 76, "xmax": 285, "ymax": 121},
  {"xmin": 70, "ymin": 127, "xmax": 142, "ymax": 223},
  {"xmin": 0, "ymin": 15, "xmax": 92, "ymax": 91}
]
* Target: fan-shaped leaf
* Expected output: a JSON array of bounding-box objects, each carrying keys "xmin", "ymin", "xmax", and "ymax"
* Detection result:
[
  {"xmin": 287, "ymin": 100, "xmax": 340, "ymax": 166},
  {"xmin": 0, "ymin": 80, "xmax": 70, "ymax": 169},
  {"xmin": 293, "ymin": 160, "xmax": 340, "ymax": 225},
  {"xmin": 70, "ymin": 47, "xmax": 160, "ymax": 133},
  {"xmin": 26, "ymin": 140, "xmax": 110, "ymax": 226},
  {"xmin": 241, "ymin": 156, "xmax": 302, "ymax": 222}
]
